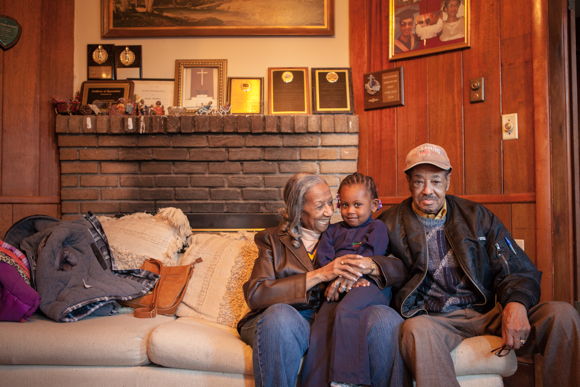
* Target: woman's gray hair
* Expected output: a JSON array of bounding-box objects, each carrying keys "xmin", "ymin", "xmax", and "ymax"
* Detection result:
[{"xmin": 279, "ymin": 172, "xmax": 327, "ymax": 248}]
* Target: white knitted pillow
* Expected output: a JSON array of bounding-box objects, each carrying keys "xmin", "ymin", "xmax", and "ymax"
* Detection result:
[
  {"xmin": 176, "ymin": 231, "xmax": 257, "ymax": 328},
  {"xmin": 99, "ymin": 208, "xmax": 192, "ymax": 270}
]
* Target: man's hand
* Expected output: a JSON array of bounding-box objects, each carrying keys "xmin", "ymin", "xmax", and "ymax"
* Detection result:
[{"xmin": 501, "ymin": 302, "xmax": 531, "ymax": 350}]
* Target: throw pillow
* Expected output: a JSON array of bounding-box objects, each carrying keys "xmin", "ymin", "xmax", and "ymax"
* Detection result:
[
  {"xmin": 176, "ymin": 231, "xmax": 257, "ymax": 328},
  {"xmin": 99, "ymin": 207, "xmax": 192, "ymax": 270}
]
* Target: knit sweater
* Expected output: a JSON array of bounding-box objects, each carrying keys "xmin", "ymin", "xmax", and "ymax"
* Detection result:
[{"xmin": 414, "ymin": 215, "xmax": 481, "ymax": 313}]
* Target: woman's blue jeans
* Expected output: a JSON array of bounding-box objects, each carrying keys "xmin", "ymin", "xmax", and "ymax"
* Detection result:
[{"xmin": 239, "ymin": 303, "xmax": 406, "ymax": 387}]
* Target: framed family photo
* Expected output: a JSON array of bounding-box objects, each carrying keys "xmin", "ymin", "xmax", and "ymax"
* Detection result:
[
  {"xmin": 174, "ymin": 59, "xmax": 227, "ymax": 113},
  {"xmin": 101, "ymin": 0, "xmax": 334, "ymax": 37},
  {"xmin": 389, "ymin": 0, "xmax": 470, "ymax": 60}
]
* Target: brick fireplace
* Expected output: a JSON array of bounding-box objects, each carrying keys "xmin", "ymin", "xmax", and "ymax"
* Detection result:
[{"xmin": 56, "ymin": 114, "xmax": 359, "ymax": 226}]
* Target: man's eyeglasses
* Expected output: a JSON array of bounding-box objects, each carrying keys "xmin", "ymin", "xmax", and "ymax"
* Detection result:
[{"xmin": 491, "ymin": 345, "xmax": 511, "ymax": 357}]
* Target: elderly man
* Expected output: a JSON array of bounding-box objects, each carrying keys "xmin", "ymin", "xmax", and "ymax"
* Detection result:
[{"xmin": 378, "ymin": 143, "xmax": 580, "ymax": 386}]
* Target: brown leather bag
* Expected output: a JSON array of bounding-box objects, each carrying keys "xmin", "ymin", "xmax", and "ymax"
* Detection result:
[{"xmin": 123, "ymin": 258, "xmax": 202, "ymax": 318}]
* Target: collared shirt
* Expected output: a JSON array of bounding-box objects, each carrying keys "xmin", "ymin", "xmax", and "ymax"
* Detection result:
[
  {"xmin": 412, "ymin": 200, "xmax": 447, "ymax": 220},
  {"xmin": 301, "ymin": 227, "xmax": 321, "ymax": 260}
]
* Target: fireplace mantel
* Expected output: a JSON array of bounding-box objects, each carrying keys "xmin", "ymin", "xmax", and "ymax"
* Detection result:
[{"xmin": 56, "ymin": 114, "xmax": 359, "ymax": 221}]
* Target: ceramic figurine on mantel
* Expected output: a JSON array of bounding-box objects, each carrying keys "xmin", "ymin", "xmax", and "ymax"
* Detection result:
[
  {"xmin": 154, "ymin": 100, "xmax": 165, "ymax": 115},
  {"xmin": 138, "ymin": 99, "xmax": 148, "ymax": 116},
  {"xmin": 196, "ymin": 100, "xmax": 213, "ymax": 115},
  {"xmin": 125, "ymin": 99, "xmax": 135, "ymax": 116},
  {"xmin": 116, "ymin": 98, "xmax": 126, "ymax": 115},
  {"xmin": 217, "ymin": 102, "xmax": 231, "ymax": 115}
]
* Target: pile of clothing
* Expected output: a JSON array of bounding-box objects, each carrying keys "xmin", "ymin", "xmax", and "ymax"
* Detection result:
[{"xmin": 1, "ymin": 213, "xmax": 157, "ymax": 322}]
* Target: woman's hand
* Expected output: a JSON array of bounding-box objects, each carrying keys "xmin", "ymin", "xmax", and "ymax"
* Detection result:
[{"xmin": 338, "ymin": 255, "xmax": 376, "ymax": 276}]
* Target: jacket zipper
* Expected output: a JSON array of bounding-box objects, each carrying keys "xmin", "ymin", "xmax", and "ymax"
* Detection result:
[
  {"xmin": 444, "ymin": 228, "xmax": 487, "ymax": 309},
  {"xmin": 495, "ymin": 243, "xmax": 510, "ymax": 275},
  {"xmin": 400, "ymin": 229, "xmax": 429, "ymax": 318}
]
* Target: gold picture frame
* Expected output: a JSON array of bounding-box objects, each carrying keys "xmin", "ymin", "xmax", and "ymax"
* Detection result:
[
  {"xmin": 174, "ymin": 59, "xmax": 227, "ymax": 113},
  {"xmin": 389, "ymin": 0, "xmax": 470, "ymax": 60},
  {"xmin": 101, "ymin": 0, "xmax": 334, "ymax": 37},
  {"xmin": 227, "ymin": 78, "xmax": 264, "ymax": 115}
]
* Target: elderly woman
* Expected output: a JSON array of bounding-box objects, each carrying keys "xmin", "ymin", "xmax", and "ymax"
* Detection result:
[{"xmin": 237, "ymin": 173, "xmax": 407, "ymax": 387}]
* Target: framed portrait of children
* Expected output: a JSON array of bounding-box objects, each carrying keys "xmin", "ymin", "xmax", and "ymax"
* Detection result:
[
  {"xmin": 389, "ymin": 0, "xmax": 470, "ymax": 60},
  {"xmin": 174, "ymin": 59, "xmax": 227, "ymax": 113}
]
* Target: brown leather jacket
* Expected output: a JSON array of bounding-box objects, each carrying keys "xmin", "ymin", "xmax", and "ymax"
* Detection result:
[{"xmin": 237, "ymin": 225, "xmax": 408, "ymax": 332}]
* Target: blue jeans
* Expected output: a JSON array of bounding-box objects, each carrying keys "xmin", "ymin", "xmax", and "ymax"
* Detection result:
[
  {"xmin": 239, "ymin": 303, "xmax": 407, "ymax": 387},
  {"xmin": 239, "ymin": 304, "xmax": 314, "ymax": 387}
]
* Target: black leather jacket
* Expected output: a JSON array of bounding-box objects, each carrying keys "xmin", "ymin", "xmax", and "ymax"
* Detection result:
[{"xmin": 378, "ymin": 195, "xmax": 542, "ymax": 318}]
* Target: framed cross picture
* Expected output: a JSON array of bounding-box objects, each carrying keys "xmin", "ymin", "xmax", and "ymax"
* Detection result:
[{"xmin": 174, "ymin": 59, "xmax": 227, "ymax": 113}]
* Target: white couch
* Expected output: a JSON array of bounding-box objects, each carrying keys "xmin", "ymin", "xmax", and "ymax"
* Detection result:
[
  {"xmin": 0, "ymin": 217, "xmax": 517, "ymax": 387},
  {"xmin": 0, "ymin": 310, "xmax": 517, "ymax": 387}
]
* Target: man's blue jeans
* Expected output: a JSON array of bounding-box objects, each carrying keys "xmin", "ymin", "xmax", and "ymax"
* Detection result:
[{"xmin": 239, "ymin": 303, "xmax": 406, "ymax": 387}]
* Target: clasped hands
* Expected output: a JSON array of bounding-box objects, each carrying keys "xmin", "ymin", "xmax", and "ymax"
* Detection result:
[{"xmin": 318, "ymin": 255, "xmax": 376, "ymax": 302}]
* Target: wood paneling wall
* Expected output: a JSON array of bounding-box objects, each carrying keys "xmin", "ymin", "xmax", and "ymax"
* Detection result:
[
  {"xmin": 0, "ymin": 0, "xmax": 74, "ymax": 236},
  {"xmin": 350, "ymin": 0, "xmax": 575, "ymax": 303}
]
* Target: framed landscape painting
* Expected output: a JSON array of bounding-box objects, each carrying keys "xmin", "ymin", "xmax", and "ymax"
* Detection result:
[{"xmin": 102, "ymin": 0, "xmax": 334, "ymax": 37}]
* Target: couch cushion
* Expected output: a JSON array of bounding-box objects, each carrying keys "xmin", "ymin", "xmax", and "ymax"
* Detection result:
[
  {"xmin": 99, "ymin": 208, "xmax": 191, "ymax": 269},
  {"xmin": 0, "ymin": 313, "xmax": 175, "ymax": 366},
  {"xmin": 451, "ymin": 335, "xmax": 517, "ymax": 377},
  {"xmin": 176, "ymin": 232, "xmax": 256, "ymax": 328},
  {"xmin": 148, "ymin": 317, "xmax": 253, "ymax": 375}
]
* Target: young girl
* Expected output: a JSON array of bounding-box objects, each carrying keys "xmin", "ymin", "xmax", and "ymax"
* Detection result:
[{"xmin": 301, "ymin": 172, "xmax": 392, "ymax": 387}]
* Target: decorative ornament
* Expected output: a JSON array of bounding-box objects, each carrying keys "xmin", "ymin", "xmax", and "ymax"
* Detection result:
[{"xmin": 365, "ymin": 74, "xmax": 380, "ymax": 95}]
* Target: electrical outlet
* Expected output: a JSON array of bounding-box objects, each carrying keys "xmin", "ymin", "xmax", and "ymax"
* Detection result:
[{"xmin": 502, "ymin": 113, "xmax": 518, "ymax": 140}]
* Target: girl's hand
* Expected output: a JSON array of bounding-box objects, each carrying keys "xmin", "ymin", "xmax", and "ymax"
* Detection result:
[
  {"xmin": 325, "ymin": 277, "xmax": 357, "ymax": 301},
  {"xmin": 352, "ymin": 278, "xmax": 371, "ymax": 288}
]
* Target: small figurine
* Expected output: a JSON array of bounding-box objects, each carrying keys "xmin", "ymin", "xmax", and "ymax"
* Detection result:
[
  {"xmin": 125, "ymin": 98, "xmax": 135, "ymax": 116},
  {"xmin": 116, "ymin": 98, "xmax": 126, "ymax": 115},
  {"xmin": 154, "ymin": 100, "xmax": 164, "ymax": 116},
  {"xmin": 149, "ymin": 104, "xmax": 156, "ymax": 115},
  {"xmin": 217, "ymin": 102, "xmax": 231, "ymax": 115},
  {"xmin": 138, "ymin": 99, "xmax": 148, "ymax": 116},
  {"xmin": 196, "ymin": 101, "xmax": 213, "ymax": 115}
]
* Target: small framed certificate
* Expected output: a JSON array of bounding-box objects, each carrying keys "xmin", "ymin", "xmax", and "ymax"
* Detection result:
[
  {"xmin": 227, "ymin": 77, "xmax": 263, "ymax": 114},
  {"xmin": 311, "ymin": 68, "xmax": 354, "ymax": 114},
  {"xmin": 363, "ymin": 67, "xmax": 405, "ymax": 110},
  {"xmin": 131, "ymin": 79, "xmax": 174, "ymax": 111},
  {"xmin": 80, "ymin": 80, "xmax": 134, "ymax": 105},
  {"xmin": 268, "ymin": 67, "xmax": 310, "ymax": 115}
]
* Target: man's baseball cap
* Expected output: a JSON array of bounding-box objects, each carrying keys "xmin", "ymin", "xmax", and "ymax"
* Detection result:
[{"xmin": 404, "ymin": 143, "xmax": 452, "ymax": 172}]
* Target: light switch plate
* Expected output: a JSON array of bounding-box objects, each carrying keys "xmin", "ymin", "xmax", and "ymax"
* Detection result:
[
  {"xmin": 502, "ymin": 113, "xmax": 518, "ymax": 140},
  {"xmin": 514, "ymin": 239, "xmax": 525, "ymax": 251}
]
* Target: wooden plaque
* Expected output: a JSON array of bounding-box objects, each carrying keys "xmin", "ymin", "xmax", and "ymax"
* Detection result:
[
  {"xmin": 268, "ymin": 67, "xmax": 310, "ymax": 115},
  {"xmin": 363, "ymin": 67, "xmax": 404, "ymax": 111},
  {"xmin": 312, "ymin": 68, "xmax": 354, "ymax": 114}
]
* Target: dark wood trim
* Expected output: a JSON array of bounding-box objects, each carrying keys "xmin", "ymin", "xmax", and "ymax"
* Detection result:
[
  {"xmin": 379, "ymin": 193, "xmax": 536, "ymax": 205},
  {"xmin": 532, "ymin": 0, "xmax": 554, "ymax": 302},
  {"xmin": 548, "ymin": 0, "xmax": 575, "ymax": 303},
  {"xmin": 0, "ymin": 196, "xmax": 60, "ymax": 204},
  {"xmin": 571, "ymin": 5, "xmax": 580, "ymax": 303}
]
